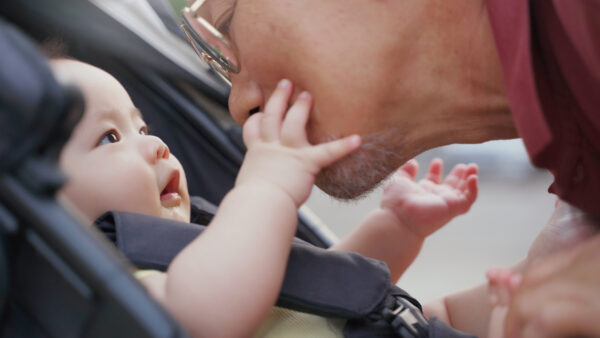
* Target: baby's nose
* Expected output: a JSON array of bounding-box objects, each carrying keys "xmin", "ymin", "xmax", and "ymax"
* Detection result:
[
  {"xmin": 156, "ymin": 142, "xmax": 170, "ymax": 160},
  {"xmin": 142, "ymin": 135, "xmax": 170, "ymax": 163}
]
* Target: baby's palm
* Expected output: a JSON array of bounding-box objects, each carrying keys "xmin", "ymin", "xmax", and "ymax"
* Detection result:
[{"xmin": 381, "ymin": 159, "xmax": 478, "ymax": 238}]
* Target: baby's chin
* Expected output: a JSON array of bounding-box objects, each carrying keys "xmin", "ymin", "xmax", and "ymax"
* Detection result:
[{"xmin": 161, "ymin": 205, "xmax": 191, "ymax": 223}]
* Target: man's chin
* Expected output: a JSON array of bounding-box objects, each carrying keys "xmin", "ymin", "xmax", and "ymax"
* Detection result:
[
  {"xmin": 314, "ymin": 130, "xmax": 413, "ymax": 200},
  {"xmin": 313, "ymin": 128, "xmax": 410, "ymax": 200},
  {"xmin": 315, "ymin": 157, "xmax": 391, "ymax": 200}
]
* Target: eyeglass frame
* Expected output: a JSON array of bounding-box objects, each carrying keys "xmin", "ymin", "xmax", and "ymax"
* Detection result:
[{"xmin": 180, "ymin": 0, "xmax": 240, "ymax": 87}]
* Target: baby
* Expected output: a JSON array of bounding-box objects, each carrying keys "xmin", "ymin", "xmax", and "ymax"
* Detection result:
[{"xmin": 52, "ymin": 58, "xmax": 479, "ymax": 337}]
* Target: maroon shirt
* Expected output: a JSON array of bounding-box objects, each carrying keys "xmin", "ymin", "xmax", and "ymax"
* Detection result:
[{"xmin": 486, "ymin": 0, "xmax": 600, "ymax": 215}]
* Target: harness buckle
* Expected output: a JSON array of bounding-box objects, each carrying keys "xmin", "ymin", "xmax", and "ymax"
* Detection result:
[{"xmin": 382, "ymin": 296, "xmax": 429, "ymax": 338}]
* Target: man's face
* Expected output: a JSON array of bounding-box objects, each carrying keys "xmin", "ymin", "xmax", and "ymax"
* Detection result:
[
  {"xmin": 54, "ymin": 60, "xmax": 191, "ymax": 223},
  {"xmin": 206, "ymin": 0, "xmax": 427, "ymax": 198}
]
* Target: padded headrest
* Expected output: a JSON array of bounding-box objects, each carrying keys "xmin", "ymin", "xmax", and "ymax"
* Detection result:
[{"xmin": 0, "ymin": 17, "xmax": 83, "ymax": 177}]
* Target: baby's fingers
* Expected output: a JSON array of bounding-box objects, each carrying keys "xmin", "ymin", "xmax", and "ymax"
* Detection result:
[
  {"xmin": 487, "ymin": 267, "xmax": 512, "ymax": 306},
  {"xmin": 309, "ymin": 135, "xmax": 361, "ymax": 168},
  {"xmin": 280, "ymin": 92, "xmax": 312, "ymax": 147},
  {"xmin": 466, "ymin": 163, "xmax": 478, "ymax": 177},
  {"xmin": 464, "ymin": 175, "xmax": 478, "ymax": 204},
  {"xmin": 443, "ymin": 163, "xmax": 467, "ymax": 188},
  {"xmin": 458, "ymin": 163, "xmax": 478, "ymax": 193},
  {"xmin": 242, "ymin": 113, "xmax": 264, "ymax": 148},
  {"xmin": 261, "ymin": 79, "xmax": 293, "ymax": 141},
  {"xmin": 487, "ymin": 272, "xmax": 502, "ymax": 306},
  {"xmin": 425, "ymin": 158, "xmax": 443, "ymax": 183},
  {"xmin": 457, "ymin": 163, "xmax": 478, "ymax": 188},
  {"xmin": 394, "ymin": 159, "xmax": 419, "ymax": 180},
  {"xmin": 451, "ymin": 174, "xmax": 478, "ymax": 215}
]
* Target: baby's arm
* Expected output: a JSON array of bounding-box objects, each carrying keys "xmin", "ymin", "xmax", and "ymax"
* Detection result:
[
  {"xmin": 141, "ymin": 80, "xmax": 360, "ymax": 337},
  {"xmin": 332, "ymin": 159, "xmax": 478, "ymax": 281},
  {"xmin": 422, "ymin": 260, "xmax": 526, "ymax": 338}
]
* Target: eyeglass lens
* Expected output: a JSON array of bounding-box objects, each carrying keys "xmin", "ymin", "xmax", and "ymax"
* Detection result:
[{"xmin": 181, "ymin": 2, "xmax": 239, "ymax": 85}]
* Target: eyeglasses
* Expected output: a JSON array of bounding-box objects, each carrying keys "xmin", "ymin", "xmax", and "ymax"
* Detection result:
[{"xmin": 180, "ymin": 0, "xmax": 240, "ymax": 87}]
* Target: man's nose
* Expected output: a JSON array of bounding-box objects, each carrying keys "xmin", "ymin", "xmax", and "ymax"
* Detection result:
[
  {"xmin": 140, "ymin": 135, "xmax": 170, "ymax": 164},
  {"xmin": 228, "ymin": 73, "xmax": 264, "ymax": 126}
]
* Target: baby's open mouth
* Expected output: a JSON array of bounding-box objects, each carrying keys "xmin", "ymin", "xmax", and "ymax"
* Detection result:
[{"xmin": 160, "ymin": 170, "xmax": 181, "ymax": 207}]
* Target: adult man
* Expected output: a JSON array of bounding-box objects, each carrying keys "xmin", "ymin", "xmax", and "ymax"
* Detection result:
[{"xmin": 183, "ymin": 0, "xmax": 600, "ymax": 336}]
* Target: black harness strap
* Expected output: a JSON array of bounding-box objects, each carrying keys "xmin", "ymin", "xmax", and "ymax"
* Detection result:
[
  {"xmin": 96, "ymin": 210, "xmax": 406, "ymax": 317},
  {"xmin": 95, "ymin": 199, "xmax": 476, "ymax": 338},
  {"xmin": 278, "ymin": 240, "xmax": 392, "ymax": 318}
]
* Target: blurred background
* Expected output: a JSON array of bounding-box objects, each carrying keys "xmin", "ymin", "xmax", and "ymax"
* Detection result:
[{"xmin": 306, "ymin": 138, "xmax": 556, "ymax": 302}]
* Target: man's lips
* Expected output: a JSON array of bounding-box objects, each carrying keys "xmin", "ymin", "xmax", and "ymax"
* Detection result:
[{"xmin": 160, "ymin": 170, "xmax": 181, "ymax": 208}]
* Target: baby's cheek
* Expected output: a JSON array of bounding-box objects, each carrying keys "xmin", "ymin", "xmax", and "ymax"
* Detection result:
[
  {"xmin": 116, "ymin": 169, "xmax": 162, "ymax": 217},
  {"xmin": 58, "ymin": 182, "xmax": 97, "ymax": 221}
]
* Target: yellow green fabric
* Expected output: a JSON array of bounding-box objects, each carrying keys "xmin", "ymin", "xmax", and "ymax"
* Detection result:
[
  {"xmin": 134, "ymin": 270, "xmax": 345, "ymax": 337},
  {"xmin": 254, "ymin": 306, "xmax": 345, "ymax": 338}
]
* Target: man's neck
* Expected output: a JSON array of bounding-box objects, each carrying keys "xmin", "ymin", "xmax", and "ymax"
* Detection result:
[
  {"xmin": 393, "ymin": 0, "xmax": 517, "ymax": 150},
  {"xmin": 447, "ymin": 0, "xmax": 517, "ymax": 143}
]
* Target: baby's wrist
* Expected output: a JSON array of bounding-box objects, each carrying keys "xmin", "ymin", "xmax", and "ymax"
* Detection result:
[
  {"xmin": 375, "ymin": 207, "xmax": 406, "ymax": 231},
  {"xmin": 378, "ymin": 206, "xmax": 404, "ymax": 226},
  {"xmin": 377, "ymin": 206, "xmax": 428, "ymax": 240},
  {"xmin": 235, "ymin": 179, "xmax": 300, "ymax": 208}
]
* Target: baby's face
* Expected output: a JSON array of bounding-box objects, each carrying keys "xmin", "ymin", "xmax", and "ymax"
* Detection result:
[{"xmin": 53, "ymin": 60, "xmax": 191, "ymax": 223}]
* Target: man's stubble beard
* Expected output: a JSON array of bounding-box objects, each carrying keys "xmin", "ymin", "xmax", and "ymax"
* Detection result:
[{"xmin": 315, "ymin": 130, "xmax": 413, "ymax": 200}]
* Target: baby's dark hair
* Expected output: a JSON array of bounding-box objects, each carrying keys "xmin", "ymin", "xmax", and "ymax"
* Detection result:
[{"xmin": 38, "ymin": 37, "xmax": 71, "ymax": 59}]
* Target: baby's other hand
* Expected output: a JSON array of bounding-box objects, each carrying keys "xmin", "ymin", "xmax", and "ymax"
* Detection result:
[
  {"xmin": 487, "ymin": 267, "xmax": 520, "ymax": 338},
  {"xmin": 486, "ymin": 267, "xmax": 522, "ymax": 307},
  {"xmin": 380, "ymin": 158, "xmax": 478, "ymax": 238},
  {"xmin": 236, "ymin": 79, "xmax": 361, "ymax": 206}
]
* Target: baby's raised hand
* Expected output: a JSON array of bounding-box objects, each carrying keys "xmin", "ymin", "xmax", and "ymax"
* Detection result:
[
  {"xmin": 380, "ymin": 158, "xmax": 478, "ymax": 238},
  {"xmin": 235, "ymin": 79, "xmax": 361, "ymax": 206}
]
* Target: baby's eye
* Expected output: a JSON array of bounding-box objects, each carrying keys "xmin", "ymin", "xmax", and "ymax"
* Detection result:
[
  {"xmin": 139, "ymin": 126, "xmax": 148, "ymax": 135},
  {"xmin": 98, "ymin": 130, "xmax": 120, "ymax": 146}
]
